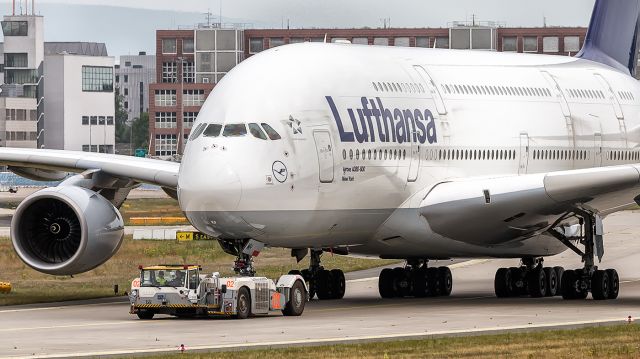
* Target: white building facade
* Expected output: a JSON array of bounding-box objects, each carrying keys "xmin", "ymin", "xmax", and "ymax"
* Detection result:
[{"xmin": 115, "ymin": 52, "xmax": 155, "ymax": 122}]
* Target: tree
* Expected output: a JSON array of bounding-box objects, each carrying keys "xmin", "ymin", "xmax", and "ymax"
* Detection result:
[
  {"xmin": 131, "ymin": 112, "xmax": 149, "ymax": 150},
  {"xmin": 114, "ymin": 88, "xmax": 130, "ymax": 143}
]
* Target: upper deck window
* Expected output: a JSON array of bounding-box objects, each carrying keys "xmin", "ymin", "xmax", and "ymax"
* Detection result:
[
  {"xmin": 223, "ymin": 124, "xmax": 247, "ymax": 137},
  {"xmin": 261, "ymin": 123, "xmax": 282, "ymax": 140}
]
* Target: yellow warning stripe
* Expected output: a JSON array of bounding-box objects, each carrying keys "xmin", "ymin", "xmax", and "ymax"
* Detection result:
[{"xmin": 135, "ymin": 304, "xmax": 220, "ymax": 309}]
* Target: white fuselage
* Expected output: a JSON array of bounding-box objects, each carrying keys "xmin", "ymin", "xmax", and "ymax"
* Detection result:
[{"xmin": 177, "ymin": 43, "xmax": 640, "ymax": 259}]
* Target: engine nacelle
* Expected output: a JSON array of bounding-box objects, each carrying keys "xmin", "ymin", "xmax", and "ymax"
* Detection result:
[{"xmin": 11, "ymin": 186, "xmax": 125, "ymax": 275}]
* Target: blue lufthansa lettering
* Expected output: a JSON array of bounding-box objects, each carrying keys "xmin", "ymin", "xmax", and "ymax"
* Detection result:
[{"xmin": 325, "ymin": 96, "xmax": 438, "ymax": 145}]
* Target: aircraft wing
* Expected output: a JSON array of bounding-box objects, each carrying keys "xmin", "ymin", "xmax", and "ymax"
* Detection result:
[
  {"xmin": 0, "ymin": 147, "xmax": 180, "ymax": 189},
  {"xmin": 419, "ymin": 165, "xmax": 640, "ymax": 246}
]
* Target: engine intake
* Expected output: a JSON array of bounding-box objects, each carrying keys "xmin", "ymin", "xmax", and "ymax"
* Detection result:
[{"xmin": 11, "ymin": 186, "xmax": 125, "ymax": 275}]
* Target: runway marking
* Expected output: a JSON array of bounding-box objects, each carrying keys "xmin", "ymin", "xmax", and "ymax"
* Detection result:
[
  {"xmin": 7, "ymin": 317, "xmax": 630, "ymax": 359},
  {"xmin": 0, "ymin": 320, "xmax": 145, "ymax": 333},
  {"xmin": 0, "ymin": 300, "xmax": 126, "ymax": 314},
  {"xmin": 312, "ymin": 296, "xmax": 495, "ymax": 313}
]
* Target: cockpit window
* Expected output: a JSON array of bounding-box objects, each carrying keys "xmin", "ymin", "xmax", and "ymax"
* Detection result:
[
  {"xmin": 261, "ymin": 123, "xmax": 282, "ymax": 140},
  {"xmin": 248, "ymin": 123, "xmax": 268, "ymax": 140},
  {"xmin": 223, "ymin": 124, "xmax": 247, "ymax": 137},
  {"xmin": 189, "ymin": 123, "xmax": 207, "ymax": 140},
  {"xmin": 203, "ymin": 124, "xmax": 222, "ymax": 137}
]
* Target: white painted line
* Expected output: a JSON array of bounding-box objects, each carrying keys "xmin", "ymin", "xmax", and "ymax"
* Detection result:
[
  {"xmin": 7, "ymin": 317, "xmax": 631, "ymax": 359},
  {"xmin": 0, "ymin": 321, "xmax": 141, "ymax": 333},
  {"xmin": 0, "ymin": 300, "xmax": 126, "ymax": 314}
]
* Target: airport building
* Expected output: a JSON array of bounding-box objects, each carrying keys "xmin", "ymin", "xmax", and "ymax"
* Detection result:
[
  {"xmin": 149, "ymin": 27, "xmax": 244, "ymax": 158},
  {"xmin": 115, "ymin": 52, "xmax": 156, "ymax": 123},
  {"xmin": 0, "ymin": 5, "xmax": 115, "ymax": 152}
]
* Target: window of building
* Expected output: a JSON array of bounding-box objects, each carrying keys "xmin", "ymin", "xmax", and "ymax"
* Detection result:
[
  {"xmin": 435, "ymin": 37, "xmax": 449, "ymax": 48},
  {"xmin": 98, "ymin": 145, "xmax": 114, "ymax": 154},
  {"xmin": 123, "ymin": 88, "xmax": 128, "ymax": 96},
  {"xmin": 107, "ymin": 116, "xmax": 114, "ymax": 125},
  {"xmin": 98, "ymin": 116, "xmax": 106, "ymax": 125},
  {"xmin": 564, "ymin": 36, "xmax": 580, "ymax": 53},
  {"xmin": 154, "ymin": 89, "xmax": 177, "ymax": 106},
  {"xmin": 155, "ymin": 134, "xmax": 177, "ymax": 156},
  {"xmin": 416, "ymin": 37, "xmax": 430, "ymax": 48},
  {"xmin": 394, "ymin": 37, "xmax": 410, "ymax": 47},
  {"xmin": 90, "ymin": 116, "xmax": 98, "ymax": 125},
  {"xmin": 115, "ymin": 75, "xmax": 120, "ymax": 83},
  {"xmin": 161, "ymin": 62, "xmax": 177, "ymax": 83},
  {"xmin": 124, "ymin": 101, "xmax": 128, "ymax": 109},
  {"xmin": 309, "ymin": 37, "xmax": 324, "ymax": 43},
  {"xmin": 82, "ymin": 145, "xmax": 90, "ymax": 152},
  {"xmin": 183, "ymin": 89, "xmax": 205, "ymax": 106},
  {"xmin": 183, "ymin": 112, "xmax": 198, "ymax": 128},
  {"xmin": 373, "ymin": 37, "xmax": 389, "ymax": 46},
  {"xmin": 523, "ymin": 36, "xmax": 538, "ymax": 52},
  {"xmin": 155, "ymin": 112, "xmax": 177, "ymax": 128},
  {"xmin": 249, "ymin": 38, "xmax": 264, "ymax": 53},
  {"xmin": 1, "ymin": 21, "xmax": 28, "ymax": 36},
  {"xmin": 502, "ymin": 37, "xmax": 517, "ymax": 52},
  {"xmin": 82, "ymin": 66, "xmax": 114, "ymax": 92},
  {"xmin": 125, "ymin": 61, "xmax": 132, "ymax": 67},
  {"xmin": 269, "ymin": 38, "xmax": 285, "ymax": 48},
  {"xmin": 162, "ymin": 38, "xmax": 177, "ymax": 54},
  {"xmin": 183, "ymin": 38, "xmax": 195, "ymax": 53},
  {"xmin": 289, "ymin": 37, "xmax": 305, "ymax": 44},
  {"xmin": 183, "ymin": 62, "xmax": 195, "ymax": 83},
  {"xmin": 4, "ymin": 53, "xmax": 28, "ymax": 67},
  {"xmin": 124, "ymin": 75, "xmax": 128, "ymax": 83},
  {"xmin": 352, "ymin": 37, "xmax": 368, "ymax": 45},
  {"xmin": 82, "ymin": 116, "xmax": 89, "ymax": 125},
  {"xmin": 543, "ymin": 36, "xmax": 559, "ymax": 53}
]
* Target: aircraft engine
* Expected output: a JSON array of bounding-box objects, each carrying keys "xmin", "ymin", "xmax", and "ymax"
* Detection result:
[{"xmin": 11, "ymin": 186, "xmax": 125, "ymax": 275}]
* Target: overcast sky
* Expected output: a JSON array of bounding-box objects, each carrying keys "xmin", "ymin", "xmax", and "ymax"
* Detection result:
[{"xmin": 16, "ymin": 0, "xmax": 595, "ymax": 28}]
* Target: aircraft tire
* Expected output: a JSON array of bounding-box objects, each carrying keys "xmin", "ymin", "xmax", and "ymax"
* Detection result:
[
  {"xmin": 591, "ymin": 270, "xmax": 610, "ymax": 300},
  {"xmin": 426, "ymin": 268, "xmax": 441, "ymax": 297},
  {"xmin": 410, "ymin": 268, "xmax": 428, "ymax": 298},
  {"xmin": 543, "ymin": 267, "xmax": 558, "ymax": 297},
  {"xmin": 393, "ymin": 267, "xmax": 411, "ymax": 298},
  {"xmin": 494, "ymin": 268, "xmax": 512, "ymax": 298},
  {"xmin": 330, "ymin": 269, "xmax": 345, "ymax": 299},
  {"xmin": 553, "ymin": 267, "xmax": 565, "ymax": 296},
  {"xmin": 438, "ymin": 267, "xmax": 452, "ymax": 296},
  {"xmin": 606, "ymin": 269, "xmax": 619, "ymax": 299},
  {"xmin": 378, "ymin": 268, "xmax": 396, "ymax": 298},
  {"xmin": 527, "ymin": 267, "xmax": 546, "ymax": 298},
  {"xmin": 316, "ymin": 269, "xmax": 334, "ymax": 300}
]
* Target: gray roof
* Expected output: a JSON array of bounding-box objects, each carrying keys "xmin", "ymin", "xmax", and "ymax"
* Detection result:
[{"xmin": 44, "ymin": 42, "xmax": 108, "ymax": 57}]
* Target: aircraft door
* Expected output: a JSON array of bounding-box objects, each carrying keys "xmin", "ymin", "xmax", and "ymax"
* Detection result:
[
  {"xmin": 407, "ymin": 131, "xmax": 421, "ymax": 182},
  {"xmin": 594, "ymin": 133, "xmax": 603, "ymax": 167},
  {"xmin": 313, "ymin": 130, "xmax": 334, "ymax": 183},
  {"xmin": 594, "ymin": 73, "xmax": 624, "ymax": 120},
  {"xmin": 518, "ymin": 133, "xmax": 529, "ymax": 175},
  {"xmin": 413, "ymin": 65, "xmax": 447, "ymax": 115}
]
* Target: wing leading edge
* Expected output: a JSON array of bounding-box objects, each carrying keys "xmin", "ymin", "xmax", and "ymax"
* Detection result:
[
  {"xmin": 0, "ymin": 147, "xmax": 180, "ymax": 189},
  {"xmin": 419, "ymin": 165, "xmax": 640, "ymax": 246}
]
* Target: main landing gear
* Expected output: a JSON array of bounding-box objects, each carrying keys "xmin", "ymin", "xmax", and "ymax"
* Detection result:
[
  {"xmin": 290, "ymin": 249, "xmax": 345, "ymax": 300},
  {"xmin": 378, "ymin": 260, "xmax": 452, "ymax": 298},
  {"xmin": 494, "ymin": 211, "xmax": 619, "ymax": 300}
]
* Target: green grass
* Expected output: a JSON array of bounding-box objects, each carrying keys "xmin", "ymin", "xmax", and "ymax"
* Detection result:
[
  {"xmin": 0, "ymin": 235, "xmax": 397, "ymax": 306},
  {"xmin": 119, "ymin": 198, "xmax": 187, "ymax": 225},
  {"xmin": 138, "ymin": 324, "xmax": 640, "ymax": 359}
]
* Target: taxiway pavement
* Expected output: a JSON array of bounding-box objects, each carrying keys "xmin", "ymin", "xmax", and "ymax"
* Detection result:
[{"xmin": 2, "ymin": 211, "xmax": 640, "ymax": 358}]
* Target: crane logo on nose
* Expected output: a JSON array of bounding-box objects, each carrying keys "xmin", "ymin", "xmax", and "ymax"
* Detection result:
[{"xmin": 272, "ymin": 161, "xmax": 288, "ymax": 183}]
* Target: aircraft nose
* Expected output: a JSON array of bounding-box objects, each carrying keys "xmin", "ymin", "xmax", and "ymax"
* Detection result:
[{"xmin": 178, "ymin": 159, "xmax": 242, "ymax": 212}]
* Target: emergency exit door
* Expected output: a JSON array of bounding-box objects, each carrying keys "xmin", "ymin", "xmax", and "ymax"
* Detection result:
[{"xmin": 313, "ymin": 130, "xmax": 334, "ymax": 183}]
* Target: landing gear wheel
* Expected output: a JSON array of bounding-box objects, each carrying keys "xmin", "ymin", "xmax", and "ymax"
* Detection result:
[
  {"xmin": 543, "ymin": 267, "xmax": 558, "ymax": 297},
  {"xmin": 527, "ymin": 267, "xmax": 547, "ymax": 298},
  {"xmin": 509, "ymin": 267, "xmax": 526, "ymax": 296},
  {"xmin": 300, "ymin": 269, "xmax": 316, "ymax": 300},
  {"xmin": 393, "ymin": 267, "xmax": 411, "ymax": 298},
  {"xmin": 410, "ymin": 268, "xmax": 428, "ymax": 298},
  {"xmin": 438, "ymin": 267, "xmax": 453, "ymax": 296},
  {"xmin": 282, "ymin": 280, "xmax": 306, "ymax": 316},
  {"xmin": 316, "ymin": 269, "xmax": 334, "ymax": 300},
  {"xmin": 606, "ymin": 269, "xmax": 619, "ymax": 299},
  {"xmin": 330, "ymin": 269, "xmax": 345, "ymax": 299},
  {"xmin": 591, "ymin": 270, "xmax": 610, "ymax": 300},
  {"xmin": 495, "ymin": 268, "xmax": 513, "ymax": 298},
  {"xmin": 136, "ymin": 310, "xmax": 154, "ymax": 320},
  {"xmin": 426, "ymin": 268, "xmax": 441, "ymax": 297},
  {"xmin": 236, "ymin": 287, "xmax": 251, "ymax": 319},
  {"xmin": 553, "ymin": 267, "xmax": 565, "ymax": 296},
  {"xmin": 379, "ymin": 268, "xmax": 396, "ymax": 298}
]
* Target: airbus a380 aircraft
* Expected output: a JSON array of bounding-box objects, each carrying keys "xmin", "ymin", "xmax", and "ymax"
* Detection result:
[{"xmin": 2, "ymin": 0, "xmax": 640, "ymax": 302}]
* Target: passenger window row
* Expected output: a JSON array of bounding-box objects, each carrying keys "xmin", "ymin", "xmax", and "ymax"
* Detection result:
[
  {"xmin": 342, "ymin": 148, "xmax": 407, "ymax": 161},
  {"xmin": 428, "ymin": 148, "xmax": 517, "ymax": 161},
  {"xmin": 607, "ymin": 150, "xmax": 640, "ymax": 161},
  {"xmin": 372, "ymin": 81, "xmax": 426, "ymax": 94},
  {"xmin": 533, "ymin": 149, "xmax": 590, "ymax": 161},
  {"xmin": 566, "ymin": 88, "xmax": 605, "ymax": 100},
  {"xmin": 617, "ymin": 91, "xmax": 635, "ymax": 101},
  {"xmin": 441, "ymin": 84, "xmax": 552, "ymax": 98},
  {"xmin": 189, "ymin": 122, "xmax": 282, "ymax": 141}
]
